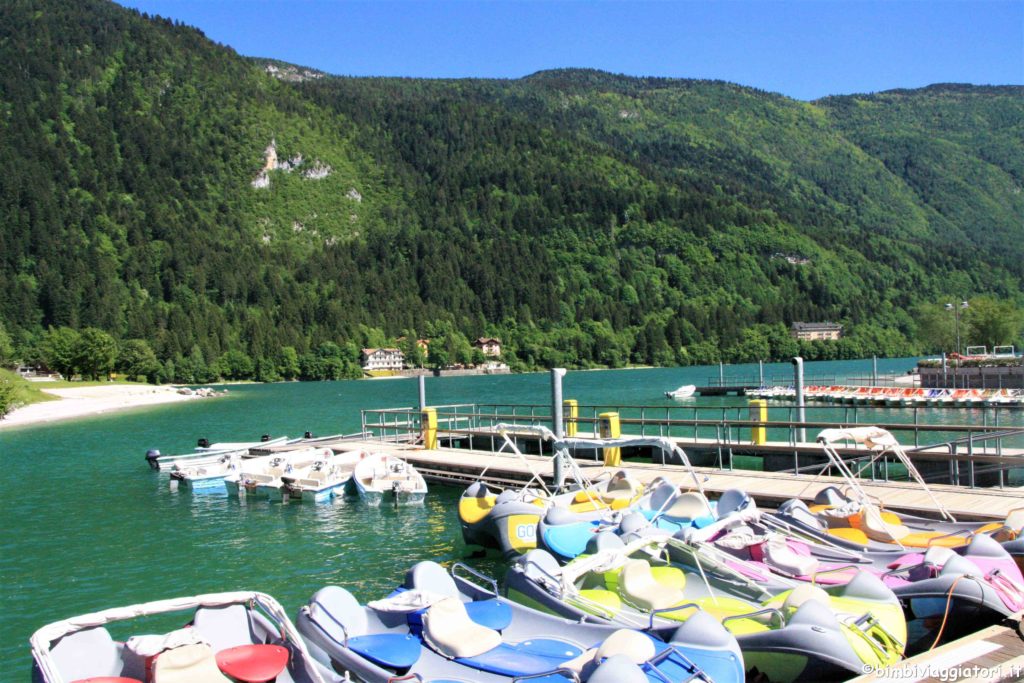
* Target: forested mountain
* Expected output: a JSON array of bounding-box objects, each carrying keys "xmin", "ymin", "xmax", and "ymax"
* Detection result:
[{"xmin": 1, "ymin": 0, "xmax": 1021, "ymax": 380}]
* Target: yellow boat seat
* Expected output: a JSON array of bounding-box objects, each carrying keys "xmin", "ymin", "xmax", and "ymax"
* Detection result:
[{"xmin": 458, "ymin": 495, "xmax": 496, "ymax": 525}]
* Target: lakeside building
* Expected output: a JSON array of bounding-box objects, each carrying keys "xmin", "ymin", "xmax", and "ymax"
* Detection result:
[
  {"xmin": 474, "ymin": 337, "xmax": 503, "ymax": 357},
  {"xmin": 361, "ymin": 348, "xmax": 405, "ymax": 372},
  {"xmin": 790, "ymin": 322, "xmax": 843, "ymax": 341}
]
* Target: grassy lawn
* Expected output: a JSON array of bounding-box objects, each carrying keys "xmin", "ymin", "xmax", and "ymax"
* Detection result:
[{"xmin": 1, "ymin": 369, "xmax": 59, "ymax": 408}]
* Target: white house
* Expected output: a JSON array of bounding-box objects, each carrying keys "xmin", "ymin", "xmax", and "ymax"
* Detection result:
[{"xmin": 361, "ymin": 348, "xmax": 405, "ymax": 372}]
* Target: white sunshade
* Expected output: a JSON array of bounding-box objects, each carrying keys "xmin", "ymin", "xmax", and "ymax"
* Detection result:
[{"xmin": 816, "ymin": 426, "xmax": 899, "ymax": 449}]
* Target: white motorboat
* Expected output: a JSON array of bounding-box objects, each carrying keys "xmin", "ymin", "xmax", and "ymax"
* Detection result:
[
  {"xmin": 664, "ymin": 384, "xmax": 696, "ymax": 399},
  {"xmin": 146, "ymin": 435, "xmax": 290, "ymax": 471},
  {"xmin": 224, "ymin": 447, "xmax": 334, "ymax": 500},
  {"xmin": 169, "ymin": 451, "xmax": 245, "ymax": 490},
  {"xmin": 352, "ymin": 452, "xmax": 427, "ymax": 505},
  {"xmin": 282, "ymin": 449, "xmax": 364, "ymax": 502}
]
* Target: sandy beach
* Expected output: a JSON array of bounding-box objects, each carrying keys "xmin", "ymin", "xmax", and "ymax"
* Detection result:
[{"xmin": 0, "ymin": 384, "xmax": 216, "ymax": 430}]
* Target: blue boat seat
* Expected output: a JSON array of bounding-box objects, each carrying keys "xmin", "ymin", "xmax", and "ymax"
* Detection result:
[
  {"xmin": 455, "ymin": 638, "xmax": 584, "ymax": 677},
  {"xmin": 347, "ymin": 633, "xmax": 421, "ymax": 670},
  {"xmin": 464, "ymin": 599, "xmax": 513, "ymax": 631}
]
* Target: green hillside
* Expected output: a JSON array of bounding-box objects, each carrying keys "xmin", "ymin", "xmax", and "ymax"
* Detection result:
[{"xmin": 0, "ymin": 0, "xmax": 1021, "ymax": 380}]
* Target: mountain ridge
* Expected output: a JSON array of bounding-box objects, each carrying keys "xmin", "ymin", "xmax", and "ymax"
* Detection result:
[{"xmin": 0, "ymin": 0, "xmax": 1020, "ymax": 380}]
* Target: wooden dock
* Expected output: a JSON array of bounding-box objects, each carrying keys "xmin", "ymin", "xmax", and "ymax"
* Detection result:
[
  {"xmin": 302, "ymin": 437, "xmax": 1024, "ymax": 521},
  {"xmin": 851, "ymin": 617, "xmax": 1024, "ymax": 682}
]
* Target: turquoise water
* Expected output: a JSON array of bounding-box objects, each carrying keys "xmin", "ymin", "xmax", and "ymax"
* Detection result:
[{"xmin": 3, "ymin": 357, "xmax": 1013, "ymax": 679}]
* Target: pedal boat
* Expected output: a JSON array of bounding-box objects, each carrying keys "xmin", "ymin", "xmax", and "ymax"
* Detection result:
[
  {"xmin": 296, "ymin": 559, "xmax": 744, "ymax": 683},
  {"xmin": 677, "ymin": 491, "xmax": 1024, "ymax": 635},
  {"xmin": 31, "ymin": 591, "xmax": 328, "ymax": 683},
  {"xmin": 506, "ymin": 535, "xmax": 905, "ymax": 683},
  {"xmin": 352, "ymin": 452, "xmax": 427, "ymax": 505},
  {"xmin": 460, "ymin": 431, "xmax": 706, "ymax": 558},
  {"xmin": 768, "ymin": 427, "xmax": 1023, "ymax": 551}
]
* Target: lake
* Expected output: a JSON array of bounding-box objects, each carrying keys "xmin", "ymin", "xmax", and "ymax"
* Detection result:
[{"xmin": 0, "ymin": 357, "xmax": 959, "ymax": 677}]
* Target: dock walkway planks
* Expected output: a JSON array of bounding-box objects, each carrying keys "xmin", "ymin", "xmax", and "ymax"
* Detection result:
[
  {"xmin": 851, "ymin": 617, "xmax": 1024, "ymax": 682},
  {"xmin": 314, "ymin": 438, "xmax": 1024, "ymax": 522}
]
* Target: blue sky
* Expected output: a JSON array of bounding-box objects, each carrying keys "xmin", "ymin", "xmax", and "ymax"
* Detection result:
[{"xmin": 117, "ymin": 1, "xmax": 1022, "ymax": 100}]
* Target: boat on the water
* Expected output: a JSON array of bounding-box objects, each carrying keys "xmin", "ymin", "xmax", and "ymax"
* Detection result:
[
  {"xmin": 282, "ymin": 449, "xmax": 364, "ymax": 502},
  {"xmin": 505, "ymin": 534, "xmax": 905, "ymax": 683},
  {"xmin": 30, "ymin": 591, "xmax": 329, "ymax": 683},
  {"xmin": 224, "ymin": 447, "xmax": 335, "ymax": 500},
  {"xmin": 146, "ymin": 435, "xmax": 290, "ymax": 471},
  {"xmin": 664, "ymin": 384, "xmax": 696, "ymax": 399},
  {"xmin": 353, "ymin": 452, "xmax": 427, "ymax": 505},
  {"xmin": 769, "ymin": 427, "xmax": 1021, "ymax": 551},
  {"xmin": 169, "ymin": 451, "xmax": 246, "ymax": 489},
  {"xmin": 295, "ymin": 559, "xmax": 745, "ymax": 683},
  {"xmin": 460, "ymin": 429, "xmax": 706, "ymax": 558}
]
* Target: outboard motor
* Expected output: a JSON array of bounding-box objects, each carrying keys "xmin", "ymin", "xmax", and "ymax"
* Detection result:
[
  {"xmin": 304, "ymin": 431, "xmax": 314, "ymax": 439},
  {"xmin": 261, "ymin": 434, "xmax": 271, "ymax": 442},
  {"xmin": 145, "ymin": 449, "xmax": 162, "ymax": 470},
  {"xmin": 197, "ymin": 438, "xmax": 210, "ymax": 449}
]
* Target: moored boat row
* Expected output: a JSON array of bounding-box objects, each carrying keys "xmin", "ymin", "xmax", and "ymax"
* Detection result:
[{"xmin": 746, "ymin": 384, "xmax": 1024, "ymax": 406}]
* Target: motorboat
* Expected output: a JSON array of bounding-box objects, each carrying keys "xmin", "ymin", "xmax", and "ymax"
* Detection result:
[
  {"xmin": 352, "ymin": 452, "xmax": 427, "ymax": 505},
  {"xmin": 282, "ymin": 449, "xmax": 364, "ymax": 502},
  {"xmin": 295, "ymin": 559, "xmax": 745, "ymax": 683},
  {"xmin": 664, "ymin": 384, "xmax": 697, "ymax": 399},
  {"xmin": 505, "ymin": 535, "xmax": 905, "ymax": 683},
  {"xmin": 31, "ymin": 591, "xmax": 329, "ymax": 683},
  {"xmin": 169, "ymin": 451, "xmax": 246, "ymax": 490},
  {"xmin": 224, "ymin": 447, "xmax": 335, "ymax": 500},
  {"xmin": 146, "ymin": 435, "xmax": 290, "ymax": 471}
]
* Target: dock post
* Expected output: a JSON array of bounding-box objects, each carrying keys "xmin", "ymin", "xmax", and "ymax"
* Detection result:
[
  {"xmin": 599, "ymin": 412, "xmax": 622, "ymax": 466},
  {"xmin": 551, "ymin": 368, "xmax": 566, "ymax": 491},
  {"xmin": 418, "ymin": 375, "xmax": 426, "ymax": 411},
  {"xmin": 421, "ymin": 407, "xmax": 437, "ymax": 450},
  {"xmin": 759, "ymin": 360, "xmax": 764, "ymax": 387},
  {"xmin": 872, "ymin": 356, "xmax": 878, "ymax": 387},
  {"xmin": 792, "ymin": 357, "xmax": 806, "ymax": 443},
  {"xmin": 749, "ymin": 399, "xmax": 767, "ymax": 445},
  {"xmin": 719, "ymin": 362, "xmax": 724, "ymax": 386},
  {"xmin": 563, "ymin": 399, "xmax": 578, "ymax": 437}
]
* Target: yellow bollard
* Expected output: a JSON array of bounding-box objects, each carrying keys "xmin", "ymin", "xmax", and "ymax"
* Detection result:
[
  {"xmin": 563, "ymin": 399, "xmax": 579, "ymax": 437},
  {"xmin": 598, "ymin": 412, "xmax": 621, "ymax": 466},
  {"xmin": 421, "ymin": 407, "xmax": 438, "ymax": 450},
  {"xmin": 749, "ymin": 399, "xmax": 767, "ymax": 445}
]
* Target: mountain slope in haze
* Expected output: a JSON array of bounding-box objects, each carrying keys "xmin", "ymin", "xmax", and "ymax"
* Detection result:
[{"xmin": 0, "ymin": 0, "xmax": 1020, "ymax": 377}]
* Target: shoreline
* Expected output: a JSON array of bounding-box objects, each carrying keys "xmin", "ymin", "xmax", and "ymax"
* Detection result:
[{"xmin": 0, "ymin": 384, "xmax": 220, "ymax": 431}]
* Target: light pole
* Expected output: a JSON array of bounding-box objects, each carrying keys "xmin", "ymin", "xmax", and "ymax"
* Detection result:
[{"xmin": 945, "ymin": 300, "xmax": 968, "ymax": 357}]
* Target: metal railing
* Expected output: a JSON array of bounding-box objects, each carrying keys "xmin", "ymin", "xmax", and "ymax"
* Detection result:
[{"xmin": 360, "ymin": 402, "xmax": 1024, "ymax": 489}]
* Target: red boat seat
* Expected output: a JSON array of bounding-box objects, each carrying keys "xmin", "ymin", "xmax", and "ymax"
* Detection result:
[{"xmin": 215, "ymin": 644, "xmax": 289, "ymax": 683}]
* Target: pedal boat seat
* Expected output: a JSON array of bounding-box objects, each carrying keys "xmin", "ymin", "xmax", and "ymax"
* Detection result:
[
  {"xmin": 404, "ymin": 561, "xmax": 512, "ymax": 630},
  {"xmin": 307, "ymin": 586, "xmax": 421, "ymax": 671},
  {"xmin": 422, "ymin": 598, "xmax": 583, "ymax": 677},
  {"xmin": 151, "ymin": 643, "xmax": 230, "ymax": 683},
  {"xmin": 619, "ymin": 559, "xmax": 688, "ymax": 611}
]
